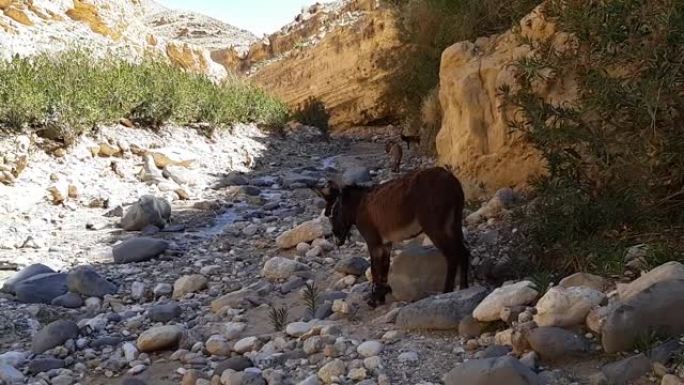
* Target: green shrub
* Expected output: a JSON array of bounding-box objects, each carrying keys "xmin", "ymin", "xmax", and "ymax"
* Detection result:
[
  {"xmin": 504, "ymin": 0, "xmax": 684, "ymax": 275},
  {"xmin": 0, "ymin": 50, "xmax": 289, "ymax": 136},
  {"xmin": 292, "ymin": 96, "xmax": 330, "ymax": 136}
]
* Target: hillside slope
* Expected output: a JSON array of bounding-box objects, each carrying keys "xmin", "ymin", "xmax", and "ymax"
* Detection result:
[{"xmin": 0, "ymin": 0, "xmax": 257, "ymax": 78}]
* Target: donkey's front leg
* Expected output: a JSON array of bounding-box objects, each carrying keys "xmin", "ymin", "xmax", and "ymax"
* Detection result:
[{"xmin": 368, "ymin": 243, "xmax": 392, "ymax": 308}]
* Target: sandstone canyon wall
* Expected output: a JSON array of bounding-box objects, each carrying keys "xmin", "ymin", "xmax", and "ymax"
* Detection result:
[
  {"xmin": 436, "ymin": 5, "xmax": 578, "ymax": 199},
  {"xmin": 225, "ymin": 0, "xmax": 409, "ymax": 129}
]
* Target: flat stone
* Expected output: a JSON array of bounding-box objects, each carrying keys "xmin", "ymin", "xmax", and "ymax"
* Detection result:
[
  {"xmin": 66, "ymin": 267, "xmax": 117, "ymax": 297},
  {"xmin": 14, "ymin": 272, "xmax": 67, "ymax": 304},
  {"xmin": 112, "ymin": 237, "xmax": 169, "ymax": 264},
  {"xmin": 51, "ymin": 292, "xmax": 84, "ymax": 308},
  {"xmin": 601, "ymin": 354, "xmax": 652, "ymax": 385},
  {"xmin": 27, "ymin": 357, "xmax": 65, "ymax": 374},
  {"xmin": 1, "ymin": 263, "xmax": 54, "ymax": 294},
  {"xmin": 32, "ymin": 320, "xmax": 79, "ymax": 354},
  {"xmin": 397, "ymin": 287, "xmax": 489, "ymax": 330},
  {"xmin": 148, "ymin": 302, "xmax": 182, "ymax": 322},
  {"xmin": 526, "ymin": 327, "xmax": 589, "ymax": 362},
  {"xmin": 137, "ymin": 325, "xmax": 183, "ymax": 352},
  {"xmin": 443, "ymin": 356, "xmax": 539, "ymax": 385}
]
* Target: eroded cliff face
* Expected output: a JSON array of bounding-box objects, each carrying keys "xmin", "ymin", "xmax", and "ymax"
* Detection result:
[
  {"xmin": 227, "ymin": 0, "xmax": 409, "ymax": 129},
  {"xmin": 436, "ymin": 5, "xmax": 578, "ymax": 199},
  {"xmin": 0, "ymin": 0, "xmax": 256, "ymax": 80}
]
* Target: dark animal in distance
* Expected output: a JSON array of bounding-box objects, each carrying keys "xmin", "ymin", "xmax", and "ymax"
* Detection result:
[
  {"xmin": 314, "ymin": 167, "xmax": 470, "ymax": 307},
  {"xmin": 400, "ymin": 134, "xmax": 420, "ymax": 150},
  {"xmin": 385, "ymin": 140, "xmax": 403, "ymax": 173}
]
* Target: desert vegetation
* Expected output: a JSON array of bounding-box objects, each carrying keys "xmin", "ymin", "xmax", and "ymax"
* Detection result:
[
  {"xmin": 0, "ymin": 50, "xmax": 289, "ymax": 138},
  {"xmin": 501, "ymin": 0, "xmax": 684, "ymax": 275}
]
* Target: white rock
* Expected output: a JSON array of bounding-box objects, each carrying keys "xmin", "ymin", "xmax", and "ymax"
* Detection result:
[
  {"xmin": 131, "ymin": 282, "xmax": 146, "ymax": 300},
  {"xmin": 472, "ymin": 281, "xmax": 539, "ymax": 322},
  {"xmin": 233, "ymin": 336, "xmax": 259, "ymax": 354},
  {"xmin": 363, "ymin": 356, "xmax": 383, "ymax": 371},
  {"xmin": 534, "ymin": 286, "xmax": 606, "ymax": 327},
  {"xmin": 206, "ymin": 335, "xmax": 232, "ymax": 356},
  {"xmin": 286, "ymin": 322, "xmax": 312, "ymax": 338},
  {"xmin": 398, "ymin": 351, "xmax": 419, "ymax": 364},
  {"xmin": 0, "ymin": 364, "xmax": 25, "ymax": 384},
  {"xmin": 617, "ymin": 261, "xmax": 684, "ymax": 301},
  {"xmin": 332, "ymin": 299, "xmax": 350, "ymax": 314},
  {"xmin": 262, "ymin": 257, "xmax": 308, "ymax": 280},
  {"xmin": 357, "ymin": 341, "xmax": 384, "ymax": 358},
  {"xmin": 276, "ymin": 218, "xmax": 331, "ymax": 249},
  {"xmin": 172, "ymin": 274, "xmax": 208, "ymax": 299},
  {"xmin": 0, "ymin": 352, "xmax": 27, "ymax": 368},
  {"xmin": 122, "ymin": 342, "xmax": 138, "ymax": 362},
  {"xmin": 348, "ymin": 367, "xmax": 367, "ymax": 381},
  {"xmin": 221, "ymin": 322, "xmax": 247, "ymax": 340},
  {"xmin": 317, "ymin": 359, "xmax": 345, "ymax": 384}
]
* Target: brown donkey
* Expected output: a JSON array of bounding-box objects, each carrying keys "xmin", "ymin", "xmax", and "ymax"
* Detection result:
[
  {"xmin": 315, "ymin": 167, "xmax": 470, "ymax": 307},
  {"xmin": 385, "ymin": 140, "xmax": 403, "ymax": 173}
]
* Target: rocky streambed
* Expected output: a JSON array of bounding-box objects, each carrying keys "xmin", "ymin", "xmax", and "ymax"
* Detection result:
[{"xmin": 1, "ymin": 123, "xmax": 684, "ymax": 385}]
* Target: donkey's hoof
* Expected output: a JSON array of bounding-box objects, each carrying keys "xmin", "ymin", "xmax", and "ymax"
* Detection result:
[{"xmin": 367, "ymin": 298, "xmax": 378, "ymax": 308}]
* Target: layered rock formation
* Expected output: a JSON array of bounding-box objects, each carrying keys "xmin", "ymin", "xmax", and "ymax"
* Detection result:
[
  {"xmin": 0, "ymin": 0, "xmax": 257, "ymax": 79},
  {"xmin": 436, "ymin": 6, "xmax": 578, "ymax": 198},
  {"xmin": 228, "ymin": 0, "xmax": 409, "ymax": 128}
]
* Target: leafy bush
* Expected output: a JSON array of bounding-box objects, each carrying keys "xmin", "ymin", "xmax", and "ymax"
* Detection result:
[
  {"xmin": 0, "ymin": 50, "xmax": 289, "ymax": 136},
  {"xmin": 503, "ymin": 0, "xmax": 684, "ymax": 274},
  {"xmin": 292, "ymin": 96, "xmax": 330, "ymax": 136}
]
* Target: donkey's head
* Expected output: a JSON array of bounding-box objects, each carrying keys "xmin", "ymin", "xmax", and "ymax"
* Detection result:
[{"xmin": 313, "ymin": 180, "xmax": 357, "ymax": 246}]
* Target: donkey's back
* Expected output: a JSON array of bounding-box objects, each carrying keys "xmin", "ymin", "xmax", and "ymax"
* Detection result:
[{"xmin": 358, "ymin": 167, "xmax": 465, "ymax": 244}]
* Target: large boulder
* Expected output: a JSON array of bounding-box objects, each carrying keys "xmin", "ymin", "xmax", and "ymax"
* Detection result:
[
  {"xmin": 14, "ymin": 273, "xmax": 68, "ymax": 304},
  {"xmin": 388, "ymin": 245, "xmax": 448, "ymax": 302},
  {"xmin": 66, "ymin": 267, "xmax": 117, "ymax": 298},
  {"xmin": 443, "ymin": 356, "xmax": 539, "ymax": 385},
  {"xmin": 533, "ymin": 286, "xmax": 605, "ymax": 327},
  {"xmin": 275, "ymin": 217, "xmax": 331, "ymax": 249},
  {"xmin": 31, "ymin": 320, "xmax": 79, "ymax": 354},
  {"xmin": 120, "ymin": 195, "xmax": 171, "ymax": 231},
  {"xmin": 603, "ymin": 278, "xmax": 684, "ymax": 353},
  {"xmin": 473, "ymin": 281, "xmax": 538, "ymax": 322},
  {"xmin": 526, "ymin": 327, "xmax": 589, "ymax": 362},
  {"xmin": 1, "ymin": 263, "xmax": 54, "ymax": 294},
  {"xmin": 262, "ymin": 257, "xmax": 309, "ymax": 280},
  {"xmin": 558, "ymin": 272, "xmax": 609, "ymax": 292},
  {"xmin": 397, "ymin": 287, "xmax": 489, "ymax": 330},
  {"xmin": 436, "ymin": 5, "xmax": 572, "ymax": 198},
  {"xmin": 112, "ymin": 237, "xmax": 169, "ymax": 264},
  {"xmin": 137, "ymin": 325, "xmax": 184, "ymax": 352},
  {"xmin": 616, "ymin": 261, "xmax": 684, "ymax": 301},
  {"xmin": 600, "ymin": 354, "xmax": 652, "ymax": 385}
]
